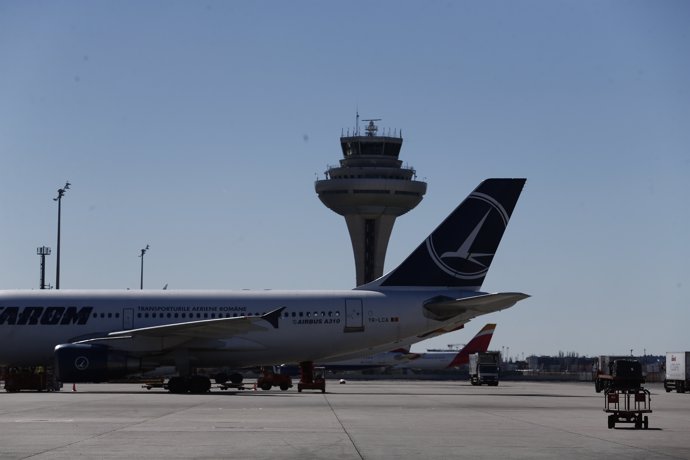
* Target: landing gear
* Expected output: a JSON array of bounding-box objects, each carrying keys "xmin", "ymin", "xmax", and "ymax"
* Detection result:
[
  {"xmin": 166, "ymin": 375, "xmax": 211, "ymax": 394},
  {"xmin": 188, "ymin": 375, "xmax": 211, "ymax": 394},
  {"xmin": 167, "ymin": 376, "xmax": 189, "ymax": 394}
]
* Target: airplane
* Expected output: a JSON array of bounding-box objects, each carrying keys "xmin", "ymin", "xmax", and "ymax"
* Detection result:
[
  {"xmin": 317, "ymin": 323, "xmax": 496, "ymax": 372},
  {"xmin": 0, "ymin": 178, "xmax": 528, "ymax": 393},
  {"xmin": 393, "ymin": 323, "xmax": 496, "ymax": 371}
]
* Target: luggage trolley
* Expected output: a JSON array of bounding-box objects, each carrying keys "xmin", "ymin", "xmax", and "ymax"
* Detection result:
[{"xmin": 604, "ymin": 387, "xmax": 651, "ymax": 429}]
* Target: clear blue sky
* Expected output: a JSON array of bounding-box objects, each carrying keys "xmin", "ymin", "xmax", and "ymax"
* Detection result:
[{"xmin": 1, "ymin": 1, "xmax": 688, "ymax": 358}]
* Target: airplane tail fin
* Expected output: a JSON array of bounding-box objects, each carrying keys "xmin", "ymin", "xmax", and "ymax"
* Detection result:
[
  {"xmin": 359, "ymin": 178, "xmax": 526, "ymax": 290},
  {"xmin": 447, "ymin": 323, "xmax": 496, "ymax": 368}
]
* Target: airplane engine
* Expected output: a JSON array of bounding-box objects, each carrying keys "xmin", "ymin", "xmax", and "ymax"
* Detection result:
[{"xmin": 54, "ymin": 343, "xmax": 142, "ymax": 382}]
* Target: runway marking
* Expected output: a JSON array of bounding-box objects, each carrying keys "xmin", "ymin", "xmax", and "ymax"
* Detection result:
[{"xmin": 323, "ymin": 393, "xmax": 365, "ymax": 460}]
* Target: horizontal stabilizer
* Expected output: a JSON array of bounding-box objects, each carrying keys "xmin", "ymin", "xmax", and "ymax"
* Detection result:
[{"xmin": 423, "ymin": 293, "xmax": 528, "ymax": 321}]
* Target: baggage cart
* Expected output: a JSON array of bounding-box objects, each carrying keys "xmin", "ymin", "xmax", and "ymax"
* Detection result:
[{"xmin": 604, "ymin": 388, "xmax": 651, "ymax": 429}]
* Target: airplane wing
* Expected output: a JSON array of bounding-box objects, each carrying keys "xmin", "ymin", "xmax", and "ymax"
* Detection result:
[
  {"xmin": 423, "ymin": 292, "xmax": 529, "ymax": 321},
  {"xmin": 75, "ymin": 307, "xmax": 285, "ymax": 351}
]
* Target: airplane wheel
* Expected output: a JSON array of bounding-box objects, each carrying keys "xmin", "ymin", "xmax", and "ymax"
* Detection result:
[
  {"xmin": 167, "ymin": 377, "xmax": 189, "ymax": 394},
  {"xmin": 214, "ymin": 373, "xmax": 228, "ymax": 384},
  {"xmin": 189, "ymin": 375, "xmax": 211, "ymax": 394}
]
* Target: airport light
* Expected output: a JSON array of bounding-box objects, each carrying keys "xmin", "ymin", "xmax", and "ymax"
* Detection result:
[
  {"xmin": 53, "ymin": 181, "xmax": 71, "ymax": 289},
  {"xmin": 139, "ymin": 244, "xmax": 149, "ymax": 289},
  {"xmin": 36, "ymin": 246, "xmax": 51, "ymax": 290}
]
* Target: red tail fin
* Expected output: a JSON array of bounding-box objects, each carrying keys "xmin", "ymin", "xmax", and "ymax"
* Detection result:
[{"xmin": 447, "ymin": 324, "xmax": 496, "ymax": 368}]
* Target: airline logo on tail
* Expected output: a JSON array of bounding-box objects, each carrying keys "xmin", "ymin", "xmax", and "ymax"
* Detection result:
[
  {"xmin": 376, "ymin": 179, "xmax": 525, "ymax": 289},
  {"xmin": 428, "ymin": 191, "xmax": 510, "ymax": 280},
  {"xmin": 447, "ymin": 323, "xmax": 496, "ymax": 368}
]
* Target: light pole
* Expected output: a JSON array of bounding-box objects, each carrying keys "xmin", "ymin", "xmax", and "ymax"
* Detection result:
[
  {"xmin": 53, "ymin": 181, "xmax": 70, "ymax": 289},
  {"xmin": 139, "ymin": 244, "xmax": 149, "ymax": 289},
  {"xmin": 36, "ymin": 246, "xmax": 51, "ymax": 289}
]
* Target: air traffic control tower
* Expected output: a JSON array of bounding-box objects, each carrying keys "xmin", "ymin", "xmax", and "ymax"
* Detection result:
[{"xmin": 315, "ymin": 118, "xmax": 427, "ymax": 286}]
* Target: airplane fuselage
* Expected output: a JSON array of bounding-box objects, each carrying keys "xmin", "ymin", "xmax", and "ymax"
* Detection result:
[{"xmin": 0, "ymin": 289, "xmax": 476, "ymax": 369}]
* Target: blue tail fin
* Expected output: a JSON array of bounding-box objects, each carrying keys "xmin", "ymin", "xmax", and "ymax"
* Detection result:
[{"xmin": 361, "ymin": 178, "xmax": 526, "ymax": 290}]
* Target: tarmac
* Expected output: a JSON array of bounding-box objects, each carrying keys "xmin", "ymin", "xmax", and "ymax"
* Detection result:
[{"xmin": 1, "ymin": 380, "xmax": 689, "ymax": 459}]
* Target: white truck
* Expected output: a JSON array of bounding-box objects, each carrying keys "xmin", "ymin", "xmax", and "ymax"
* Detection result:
[
  {"xmin": 664, "ymin": 352, "xmax": 690, "ymax": 393},
  {"xmin": 469, "ymin": 351, "xmax": 500, "ymax": 386}
]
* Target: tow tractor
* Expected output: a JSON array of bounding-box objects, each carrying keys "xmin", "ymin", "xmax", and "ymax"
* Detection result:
[
  {"xmin": 256, "ymin": 367, "xmax": 293, "ymax": 391},
  {"xmin": 297, "ymin": 363, "xmax": 325, "ymax": 393}
]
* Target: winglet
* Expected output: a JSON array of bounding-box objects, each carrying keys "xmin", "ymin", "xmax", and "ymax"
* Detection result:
[{"xmin": 261, "ymin": 307, "xmax": 285, "ymax": 329}]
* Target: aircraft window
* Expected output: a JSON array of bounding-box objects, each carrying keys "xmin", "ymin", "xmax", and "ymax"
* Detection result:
[
  {"xmin": 314, "ymin": 311, "xmax": 319, "ymax": 316},
  {"xmin": 321, "ymin": 311, "xmax": 325, "ymax": 317},
  {"xmin": 181, "ymin": 313, "xmax": 186, "ymax": 318},
  {"xmin": 292, "ymin": 312, "xmax": 296, "ymax": 317},
  {"xmin": 328, "ymin": 311, "xmax": 332, "ymax": 317},
  {"xmin": 174, "ymin": 313, "xmax": 179, "ymax": 318},
  {"xmin": 93, "ymin": 313, "xmax": 97, "ymax": 318},
  {"xmin": 107, "ymin": 313, "xmax": 112, "ymax": 318},
  {"xmin": 167, "ymin": 313, "xmax": 172, "ymax": 318},
  {"xmin": 116, "ymin": 313, "xmax": 120, "ymax": 318},
  {"xmin": 306, "ymin": 312, "xmax": 310, "ymax": 317},
  {"xmin": 204, "ymin": 313, "xmax": 208, "ymax": 318},
  {"xmin": 299, "ymin": 312, "xmax": 303, "ymax": 317},
  {"xmin": 211, "ymin": 313, "xmax": 216, "ymax": 318},
  {"xmin": 335, "ymin": 311, "xmax": 340, "ymax": 317},
  {"xmin": 144, "ymin": 313, "xmax": 149, "ymax": 318},
  {"xmin": 233, "ymin": 313, "xmax": 238, "ymax": 317}
]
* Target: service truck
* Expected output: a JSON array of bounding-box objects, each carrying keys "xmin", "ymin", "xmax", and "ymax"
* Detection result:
[
  {"xmin": 593, "ymin": 356, "xmax": 644, "ymax": 392},
  {"xmin": 664, "ymin": 352, "xmax": 690, "ymax": 393},
  {"xmin": 469, "ymin": 351, "xmax": 500, "ymax": 386}
]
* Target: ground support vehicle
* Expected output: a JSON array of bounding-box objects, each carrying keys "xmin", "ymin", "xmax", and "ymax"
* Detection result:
[
  {"xmin": 604, "ymin": 387, "xmax": 651, "ymax": 429},
  {"xmin": 256, "ymin": 367, "xmax": 293, "ymax": 391},
  {"xmin": 594, "ymin": 357, "xmax": 644, "ymax": 393},
  {"xmin": 141, "ymin": 379, "xmax": 166, "ymax": 390},
  {"xmin": 218, "ymin": 382, "xmax": 248, "ymax": 391},
  {"xmin": 469, "ymin": 352, "xmax": 500, "ymax": 386},
  {"xmin": 664, "ymin": 351, "xmax": 690, "ymax": 393},
  {"xmin": 3, "ymin": 367, "xmax": 61, "ymax": 392},
  {"xmin": 297, "ymin": 365, "xmax": 325, "ymax": 393}
]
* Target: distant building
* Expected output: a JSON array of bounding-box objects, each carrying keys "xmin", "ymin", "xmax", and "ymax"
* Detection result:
[{"xmin": 315, "ymin": 117, "xmax": 427, "ymax": 286}]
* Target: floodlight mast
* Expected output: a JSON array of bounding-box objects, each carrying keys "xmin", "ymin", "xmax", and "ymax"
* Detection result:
[
  {"xmin": 139, "ymin": 244, "xmax": 150, "ymax": 289},
  {"xmin": 53, "ymin": 181, "xmax": 70, "ymax": 289},
  {"xmin": 36, "ymin": 246, "xmax": 51, "ymax": 290}
]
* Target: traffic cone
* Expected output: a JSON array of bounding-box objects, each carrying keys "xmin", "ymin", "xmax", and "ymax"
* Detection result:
[
  {"xmin": 253, "ymin": 382, "xmax": 257, "ymax": 391},
  {"xmin": 72, "ymin": 383, "xmax": 77, "ymax": 392}
]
